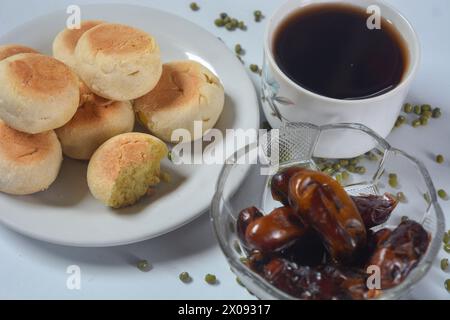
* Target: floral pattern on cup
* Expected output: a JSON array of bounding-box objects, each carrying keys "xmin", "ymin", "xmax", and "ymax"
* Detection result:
[{"xmin": 261, "ymin": 56, "xmax": 294, "ymax": 122}]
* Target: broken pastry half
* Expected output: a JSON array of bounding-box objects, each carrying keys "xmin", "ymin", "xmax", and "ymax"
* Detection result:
[{"xmin": 87, "ymin": 132, "xmax": 168, "ymax": 208}]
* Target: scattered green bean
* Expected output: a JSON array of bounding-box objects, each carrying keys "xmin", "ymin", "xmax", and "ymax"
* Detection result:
[
  {"xmin": 445, "ymin": 279, "xmax": 450, "ymax": 293},
  {"xmin": 432, "ymin": 108, "xmax": 442, "ymax": 119},
  {"xmin": 190, "ymin": 2, "xmax": 200, "ymax": 11},
  {"xmin": 422, "ymin": 110, "xmax": 433, "ymax": 118},
  {"xmin": 215, "ymin": 19, "xmax": 225, "ymax": 27},
  {"xmin": 412, "ymin": 119, "xmax": 421, "ymax": 128},
  {"xmin": 445, "ymin": 244, "xmax": 450, "ymax": 254},
  {"xmin": 389, "ymin": 173, "xmax": 397, "ymax": 180},
  {"xmin": 444, "ymin": 231, "xmax": 450, "ymax": 245},
  {"xmin": 438, "ymin": 189, "xmax": 448, "ymax": 200},
  {"xmin": 254, "ymin": 10, "xmax": 264, "ymax": 22},
  {"xmin": 205, "ymin": 274, "xmax": 217, "ymax": 285},
  {"xmin": 414, "ymin": 105, "xmax": 421, "ymax": 115},
  {"xmin": 389, "ymin": 178, "xmax": 398, "ymax": 188},
  {"xmin": 339, "ymin": 159, "xmax": 350, "ymax": 167},
  {"xmin": 250, "ymin": 64, "xmax": 259, "ymax": 73},
  {"xmin": 137, "ymin": 260, "xmax": 152, "ymax": 272},
  {"xmin": 421, "ymin": 104, "xmax": 432, "ymax": 113},
  {"xmin": 356, "ymin": 166, "xmax": 366, "ymax": 174},
  {"xmin": 216, "ymin": 13, "xmax": 247, "ymax": 32},
  {"xmin": 436, "ymin": 154, "xmax": 445, "ymax": 164},
  {"xmin": 179, "ymin": 272, "xmax": 192, "ymax": 283},
  {"xmin": 235, "ymin": 44, "xmax": 244, "ymax": 55},
  {"xmin": 441, "ymin": 258, "xmax": 449, "ymax": 272},
  {"xmin": 420, "ymin": 116, "xmax": 429, "ymax": 126},
  {"xmin": 225, "ymin": 23, "xmax": 235, "ymax": 31},
  {"xmin": 403, "ymin": 103, "xmax": 413, "ymax": 113},
  {"xmin": 397, "ymin": 115, "xmax": 407, "ymax": 125}
]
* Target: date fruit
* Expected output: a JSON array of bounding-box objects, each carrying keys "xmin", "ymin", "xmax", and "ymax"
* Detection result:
[
  {"xmin": 262, "ymin": 259, "xmax": 351, "ymax": 300},
  {"xmin": 245, "ymin": 207, "xmax": 306, "ymax": 253},
  {"xmin": 368, "ymin": 220, "xmax": 430, "ymax": 289},
  {"xmin": 352, "ymin": 194, "xmax": 398, "ymax": 229},
  {"xmin": 271, "ymin": 167, "xmax": 304, "ymax": 206},
  {"xmin": 237, "ymin": 207, "xmax": 263, "ymax": 249},
  {"xmin": 289, "ymin": 169, "xmax": 367, "ymax": 264}
]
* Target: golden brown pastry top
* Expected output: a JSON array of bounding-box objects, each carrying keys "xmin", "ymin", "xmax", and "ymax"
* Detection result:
[
  {"xmin": 92, "ymin": 134, "xmax": 167, "ymax": 182},
  {"xmin": 135, "ymin": 61, "xmax": 220, "ymax": 112},
  {"xmin": 5, "ymin": 53, "xmax": 77, "ymax": 97},
  {"xmin": 82, "ymin": 23, "xmax": 156, "ymax": 56},
  {"xmin": 0, "ymin": 120, "xmax": 55, "ymax": 164},
  {"xmin": 0, "ymin": 44, "xmax": 38, "ymax": 61},
  {"xmin": 61, "ymin": 20, "xmax": 104, "ymax": 54}
]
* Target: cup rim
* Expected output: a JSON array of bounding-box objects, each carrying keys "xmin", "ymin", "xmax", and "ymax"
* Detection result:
[{"xmin": 264, "ymin": 0, "xmax": 422, "ymax": 105}]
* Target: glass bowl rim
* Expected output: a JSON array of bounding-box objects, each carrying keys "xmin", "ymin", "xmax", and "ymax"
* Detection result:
[{"xmin": 210, "ymin": 122, "xmax": 446, "ymax": 300}]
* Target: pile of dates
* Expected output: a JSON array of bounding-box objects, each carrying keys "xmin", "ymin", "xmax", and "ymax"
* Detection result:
[{"xmin": 237, "ymin": 167, "xmax": 430, "ymax": 300}]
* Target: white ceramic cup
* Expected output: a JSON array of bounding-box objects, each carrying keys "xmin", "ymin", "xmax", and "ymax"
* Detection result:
[{"xmin": 262, "ymin": 0, "xmax": 421, "ymax": 158}]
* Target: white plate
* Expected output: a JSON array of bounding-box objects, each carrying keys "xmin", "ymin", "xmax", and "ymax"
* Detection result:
[{"xmin": 0, "ymin": 4, "xmax": 260, "ymax": 247}]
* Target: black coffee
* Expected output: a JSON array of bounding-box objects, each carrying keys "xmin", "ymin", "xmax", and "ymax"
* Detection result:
[{"xmin": 273, "ymin": 4, "xmax": 409, "ymax": 100}]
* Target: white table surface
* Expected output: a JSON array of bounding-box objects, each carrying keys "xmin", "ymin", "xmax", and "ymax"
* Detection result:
[{"xmin": 0, "ymin": 0, "xmax": 449, "ymax": 300}]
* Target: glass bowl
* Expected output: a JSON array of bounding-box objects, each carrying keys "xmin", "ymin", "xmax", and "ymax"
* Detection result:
[{"xmin": 211, "ymin": 122, "xmax": 445, "ymax": 300}]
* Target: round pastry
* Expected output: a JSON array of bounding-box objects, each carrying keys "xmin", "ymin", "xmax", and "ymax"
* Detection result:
[
  {"xmin": 134, "ymin": 60, "xmax": 225, "ymax": 143},
  {"xmin": 53, "ymin": 20, "xmax": 104, "ymax": 69},
  {"xmin": 0, "ymin": 53, "xmax": 80, "ymax": 134},
  {"xmin": 56, "ymin": 100, "xmax": 135, "ymax": 160},
  {"xmin": 74, "ymin": 23, "xmax": 162, "ymax": 101},
  {"xmin": 0, "ymin": 44, "xmax": 38, "ymax": 61},
  {"xmin": 78, "ymin": 79, "xmax": 112, "ymax": 107},
  {"xmin": 87, "ymin": 133, "xmax": 168, "ymax": 208},
  {"xmin": 0, "ymin": 120, "xmax": 62, "ymax": 195}
]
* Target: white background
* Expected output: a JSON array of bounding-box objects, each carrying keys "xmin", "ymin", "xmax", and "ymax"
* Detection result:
[{"xmin": 0, "ymin": 0, "xmax": 449, "ymax": 299}]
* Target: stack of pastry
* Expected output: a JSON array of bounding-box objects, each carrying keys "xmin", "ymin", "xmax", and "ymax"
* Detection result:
[{"xmin": 0, "ymin": 20, "xmax": 225, "ymax": 209}]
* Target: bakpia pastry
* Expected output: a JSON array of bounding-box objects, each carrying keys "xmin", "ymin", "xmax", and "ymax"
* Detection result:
[
  {"xmin": 134, "ymin": 60, "xmax": 225, "ymax": 143},
  {"xmin": 0, "ymin": 44, "xmax": 38, "ymax": 61},
  {"xmin": 87, "ymin": 133, "xmax": 168, "ymax": 208},
  {"xmin": 56, "ymin": 100, "xmax": 135, "ymax": 160},
  {"xmin": 75, "ymin": 23, "xmax": 162, "ymax": 101},
  {"xmin": 0, "ymin": 53, "xmax": 79, "ymax": 134},
  {"xmin": 0, "ymin": 120, "xmax": 62, "ymax": 195},
  {"xmin": 53, "ymin": 20, "xmax": 104, "ymax": 69}
]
